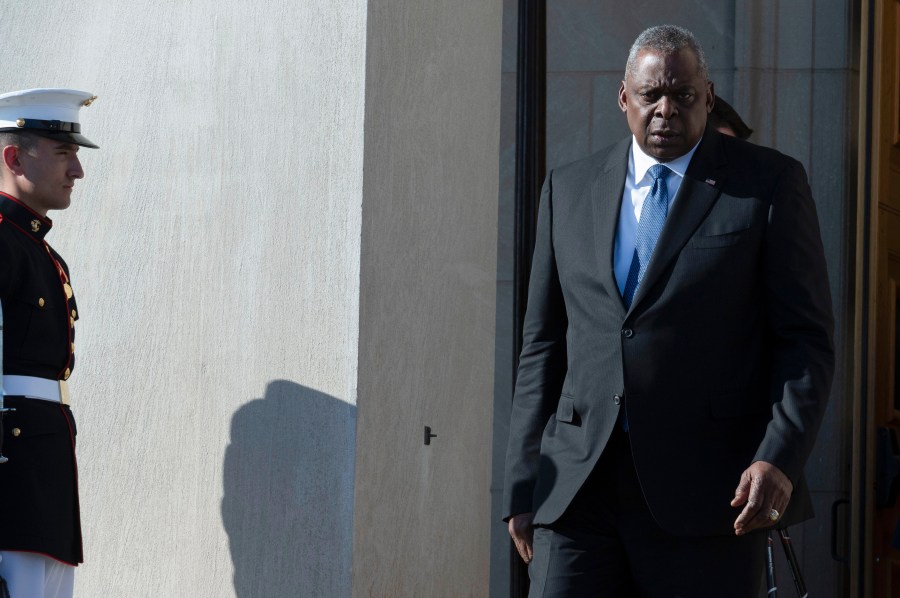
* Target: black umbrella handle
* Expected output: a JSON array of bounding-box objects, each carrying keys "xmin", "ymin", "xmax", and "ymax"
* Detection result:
[{"xmin": 778, "ymin": 528, "xmax": 808, "ymax": 597}]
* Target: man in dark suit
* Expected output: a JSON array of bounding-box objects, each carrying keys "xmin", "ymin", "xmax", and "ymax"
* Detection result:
[{"xmin": 503, "ymin": 25, "xmax": 834, "ymax": 596}]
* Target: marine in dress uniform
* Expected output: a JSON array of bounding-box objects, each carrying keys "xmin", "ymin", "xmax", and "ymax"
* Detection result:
[{"xmin": 0, "ymin": 88, "xmax": 98, "ymax": 598}]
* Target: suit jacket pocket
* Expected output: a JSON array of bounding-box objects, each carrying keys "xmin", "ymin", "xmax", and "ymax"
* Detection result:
[
  {"xmin": 689, "ymin": 219, "xmax": 752, "ymax": 248},
  {"xmin": 556, "ymin": 395, "xmax": 577, "ymax": 424}
]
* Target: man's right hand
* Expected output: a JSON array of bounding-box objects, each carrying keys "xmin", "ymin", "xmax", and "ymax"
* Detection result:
[{"xmin": 508, "ymin": 512, "xmax": 535, "ymax": 564}]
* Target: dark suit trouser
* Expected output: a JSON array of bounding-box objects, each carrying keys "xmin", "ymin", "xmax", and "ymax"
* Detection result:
[{"xmin": 528, "ymin": 427, "xmax": 766, "ymax": 598}]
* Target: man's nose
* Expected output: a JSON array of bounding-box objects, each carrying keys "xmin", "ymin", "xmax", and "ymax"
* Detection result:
[
  {"xmin": 68, "ymin": 156, "xmax": 84, "ymax": 179},
  {"xmin": 655, "ymin": 95, "xmax": 676, "ymax": 119}
]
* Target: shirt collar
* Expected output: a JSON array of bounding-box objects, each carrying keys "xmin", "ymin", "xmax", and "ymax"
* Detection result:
[
  {"xmin": 630, "ymin": 136, "xmax": 701, "ymax": 185},
  {"xmin": 0, "ymin": 192, "xmax": 53, "ymax": 240}
]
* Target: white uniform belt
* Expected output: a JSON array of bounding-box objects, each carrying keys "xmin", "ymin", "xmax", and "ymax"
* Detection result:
[{"xmin": 1, "ymin": 375, "xmax": 70, "ymax": 405}]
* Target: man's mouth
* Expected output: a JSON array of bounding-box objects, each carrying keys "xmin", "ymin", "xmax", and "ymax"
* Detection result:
[{"xmin": 650, "ymin": 130, "xmax": 679, "ymax": 143}]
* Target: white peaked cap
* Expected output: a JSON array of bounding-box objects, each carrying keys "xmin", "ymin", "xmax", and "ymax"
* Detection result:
[{"xmin": 0, "ymin": 88, "xmax": 98, "ymax": 148}]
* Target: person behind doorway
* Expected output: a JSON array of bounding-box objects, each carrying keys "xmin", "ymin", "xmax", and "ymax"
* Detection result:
[
  {"xmin": 709, "ymin": 94, "xmax": 754, "ymax": 140},
  {"xmin": 503, "ymin": 24, "xmax": 834, "ymax": 597},
  {"xmin": 0, "ymin": 88, "xmax": 99, "ymax": 598}
]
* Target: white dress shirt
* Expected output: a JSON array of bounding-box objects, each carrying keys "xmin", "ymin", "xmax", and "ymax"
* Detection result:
[{"xmin": 613, "ymin": 137, "xmax": 701, "ymax": 295}]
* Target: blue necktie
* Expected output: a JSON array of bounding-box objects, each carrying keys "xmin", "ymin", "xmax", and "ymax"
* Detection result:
[{"xmin": 623, "ymin": 164, "xmax": 671, "ymax": 307}]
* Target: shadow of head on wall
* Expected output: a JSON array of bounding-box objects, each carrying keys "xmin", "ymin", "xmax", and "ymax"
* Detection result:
[{"xmin": 222, "ymin": 380, "xmax": 356, "ymax": 598}]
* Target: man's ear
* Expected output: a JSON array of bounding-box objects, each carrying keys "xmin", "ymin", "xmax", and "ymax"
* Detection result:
[
  {"xmin": 706, "ymin": 81, "xmax": 715, "ymax": 114},
  {"xmin": 618, "ymin": 81, "xmax": 628, "ymax": 112},
  {"xmin": 1, "ymin": 145, "xmax": 23, "ymax": 176}
]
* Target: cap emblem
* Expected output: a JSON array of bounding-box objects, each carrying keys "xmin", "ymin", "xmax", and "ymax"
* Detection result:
[
  {"xmin": 30, "ymin": 219, "xmax": 40, "ymax": 232},
  {"xmin": 82, "ymin": 95, "xmax": 97, "ymax": 107}
]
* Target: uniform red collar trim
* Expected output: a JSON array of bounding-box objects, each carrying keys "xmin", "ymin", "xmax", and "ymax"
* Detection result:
[{"xmin": 0, "ymin": 191, "xmax": 52, "ymax": 240}]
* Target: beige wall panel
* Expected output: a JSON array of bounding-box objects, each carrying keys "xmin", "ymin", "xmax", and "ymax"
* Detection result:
[
  {"xmin": 354, "ymin": 0, "xmax": 501, "ymax": 595},
  {"xmin": 0, "ymin": 1, "xmax": 367, "ymax": 596}
]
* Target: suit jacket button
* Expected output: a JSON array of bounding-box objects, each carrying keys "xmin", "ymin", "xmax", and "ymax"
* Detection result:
[
  {"xmin": 613, "ymin": 394, "xmax": 622, "ymax": 405},
  {"xmin": 622, "ymin": 328, "xmax": 633, "ymax": 338},
  {"xmin": 11, "ymin": 428, "xmax": 21, "ymax": 437}
]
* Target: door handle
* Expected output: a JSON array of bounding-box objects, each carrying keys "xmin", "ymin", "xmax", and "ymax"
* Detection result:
[{"xmin": 831, "ymin": 498, "xmax": 850, "ymax": 563}]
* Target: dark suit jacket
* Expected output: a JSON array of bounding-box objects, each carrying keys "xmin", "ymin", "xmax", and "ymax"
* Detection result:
[{"xmin": 502, "ymin": 128, "xmax": 835, "ymax": 536}]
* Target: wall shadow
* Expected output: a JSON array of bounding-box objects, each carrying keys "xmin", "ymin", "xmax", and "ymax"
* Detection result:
[{"xmin": 222, "ymin": 380, "xmax": 356, "ymax": 598}]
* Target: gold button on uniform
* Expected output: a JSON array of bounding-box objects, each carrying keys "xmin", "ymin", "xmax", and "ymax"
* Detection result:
[
  {"xmin": 70, "ymin": 317, "xmax": 75, "ymax": 328},
  {"xmin": 38, "ymin": 297, "xmax": 45, "ymax": 307},
  {"xmin": 11, "ymin": 428, "xmax": 21, "ymax": 437},
  {"xmin": 71, "ymin": 309, "xmax": 77, "ymax": 318},
  {"xmin": 71, "ymin": 342, "xmax": 75, "ymax": 352},
  {"xmin": 64, "ymin": 368, "xmax": 71, "ymax": 380},
  {"xmin": 63, "ymin": 283, "xmax": 73, "ymax": 299}
]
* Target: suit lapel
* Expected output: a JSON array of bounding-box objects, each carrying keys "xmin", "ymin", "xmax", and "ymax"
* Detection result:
[
  {"xmin": 592, "ymin": 138, "xmax": 631, "ymax": 313},
  {"xmin": 628, "ymin": 130, "xmax": 728, "ymax": 312}
]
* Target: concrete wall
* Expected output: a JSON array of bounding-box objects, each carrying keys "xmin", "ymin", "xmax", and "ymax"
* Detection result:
[
  {"xmin": 2, "ymin": 0, "xmax": 504, "ymax": 596},
  {"xmin": 0, "ymin": 1, "xmax": 367, "ymax": 596},
  {"xmin": 353, "ymin": 0, "xmax": 502, "ymax": 595},
  {"xmin": 492, "ymin": 1, "xmax": 859, "ymax": 596}
]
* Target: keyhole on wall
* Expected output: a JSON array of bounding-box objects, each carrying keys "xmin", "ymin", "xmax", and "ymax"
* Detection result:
[{"xmin": 424, "ymin": 426, "xmax": 437, "ymax": 445}]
